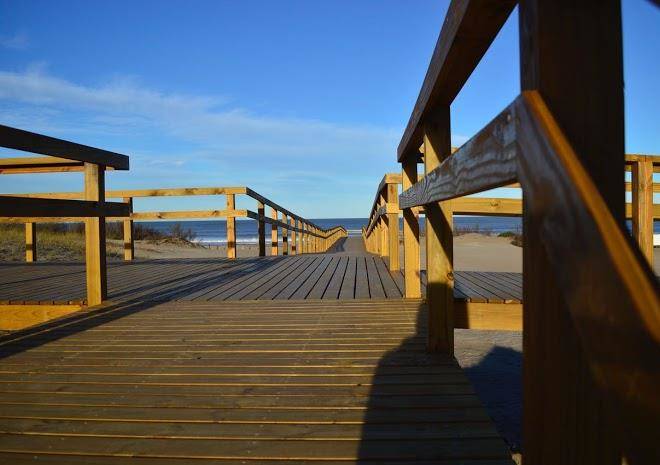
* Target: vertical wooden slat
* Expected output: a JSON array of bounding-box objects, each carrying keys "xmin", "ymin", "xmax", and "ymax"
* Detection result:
[
  {"xmin": 387, "ymin": 182, "xmax": 400, "ymax": 271},
  {"xmin": 290, "ymin": 217, "xmax": 297, "ymax": 255},
  {"xmin": 257, "ymin": 201, "xmax": 266, "ymax": 257},
  {"xmin": 282, "ymin": 214, "xmax": 288, "ymax": 256},
  {"xmin": 122, "ymin": 197, "xmax": 134, "ymax": 261},
  {"xmin": 226, "ymin": 194, "xmax": 236, "ymax": 259},
  {"xmin": 631, "ymin": 159, "xmax": 654, "ymax": 265},
  {"xmin": 519, "ymin": 0, "xmax": 623, "ymax": 463},
  {"xmin": 423, "ymin": 108, "xmax": 453, "ymax": 354},
  {"xmin": 25, "ymin": 222, "xmax": 36, "ymax": 262},
  {"xmin": 401, "ymin": 156, "xmax": 421, "ymax": 298},
  {"xmin": 270, "ymin": 209, "xmax": 279, "ymax": 256},
  {"xmin": 298, "ymin": 220, "xmax": 304, "ymax": 254},
  {"xmin": 84, "ymin": 162, "xmax": 107, "ymax": 306}
]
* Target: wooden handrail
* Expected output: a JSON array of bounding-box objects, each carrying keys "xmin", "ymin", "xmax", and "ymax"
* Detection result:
[
  {"xmin": 1, "ymin": 126, "xmax": 132, "ymax": 307},
  {"xmin": 392, "ymin": 1, "xmax": 658, "ymax": 461},
  {"xmin": 0, "ymin": 124, "xmax": 129, "ymax": 170},
  {"xmin": 397, "ymin": 0, "xmax": 516, "ymax": 161}
]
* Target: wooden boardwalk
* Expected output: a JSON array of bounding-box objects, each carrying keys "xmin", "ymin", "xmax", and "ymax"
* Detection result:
[
  {"xmin": 0, "ymin": 299, "xmax": 513, "ymax": 463},
  {"xmin": 0, "ymin": 256, "xmax": 522, "ymax": 305}
]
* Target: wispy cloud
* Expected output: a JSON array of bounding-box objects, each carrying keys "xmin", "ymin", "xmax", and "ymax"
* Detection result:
[{"xmin": 1, "ymin": 33, "xmax": 29, "ymax": 50}]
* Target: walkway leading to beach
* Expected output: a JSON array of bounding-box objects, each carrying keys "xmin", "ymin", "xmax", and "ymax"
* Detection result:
[{"xmin": 0, "ymin": 298, "xmax": 513, "ymax": 463}]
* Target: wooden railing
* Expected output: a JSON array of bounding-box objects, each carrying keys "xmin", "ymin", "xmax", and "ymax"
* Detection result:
[
  {"xmin": 364, "ymin": 154, "xmax": 659, "ymax": 269},
  {"xmin": 0, "ymin": 124, "xmax": 130, "ymax": 307},
  {"xmin": 2, "ymin": 187, "xmax": 346, "ymax": 261},
  {"xmin": 392, "ymin": 1, "xmax": 658, "ymax": 463}
]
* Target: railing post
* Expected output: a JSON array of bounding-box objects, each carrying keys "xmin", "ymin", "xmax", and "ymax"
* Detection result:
[
  {"xmin": 257, "ymin": 201, "xmax": 266, "ymax": 257},
  {"xmin": 423, "ymin": 109, "xmax": 454, "ymax": 354},
  {"xmin": 519, "ymin": 0, "xmax": 623, "ymax": 462},
  {"xmin": 271, "ymin": 209, "xmax": 279, "ymax": 256},
  {"xmin": 387, "ymin": 182, "xmax": 400, "ymax": 271},
  {"xmin": 290, "ymin": 217, "xmax": 296, "ymax": 255},
  {"xmin": 122, "ymin": 197, "xmax": 134, "ymax": 261},
  {"xmin": 226, "ymin": 194, "xmax": 236, "ymax": 259},
  {"xmin": 631, "ymin": 158, "xmax": 654, "ymax": 264},
  {"xmin": 84, "ymin": 162, "xmax": 107, "ymax": 306},
  {"xmin": 282, "ymin": 214, "xmax": 288, "ymax": 256},
  {"xmin": 25, "ymin": 222, "xmax": 36, "ymax": 262},
  {"xmin": 298, "ymin": 220, "xmax": 303, "ymax": 254},
  {"xmin": 401, "ymin": 156, "xmax": 421, "ymax": 298}
]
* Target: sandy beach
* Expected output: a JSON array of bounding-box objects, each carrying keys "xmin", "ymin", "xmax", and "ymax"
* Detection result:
[{"xmin": 125, "ymin": 233, "xmax": 524, "ymax": 272}]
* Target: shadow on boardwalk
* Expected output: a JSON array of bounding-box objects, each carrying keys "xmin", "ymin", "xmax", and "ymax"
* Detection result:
[{"xmin": 358, "ymin": 304, "xmax": 520, "ymax": 461}]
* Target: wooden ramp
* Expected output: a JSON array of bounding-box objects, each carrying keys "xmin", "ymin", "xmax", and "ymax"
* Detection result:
[{"xmin": 0, "ymin": 299, "xmax": 513, "ymax": 464}]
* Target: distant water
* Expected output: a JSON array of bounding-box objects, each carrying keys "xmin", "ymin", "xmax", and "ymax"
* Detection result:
[{"xmin": 139, "ymin": 217, "xmax": 525, "ymax": 246}]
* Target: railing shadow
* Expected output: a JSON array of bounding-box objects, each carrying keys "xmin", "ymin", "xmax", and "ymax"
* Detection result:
[{"xmin": 0, "ymin": 257, "xmax": 285, "ymax": 358}]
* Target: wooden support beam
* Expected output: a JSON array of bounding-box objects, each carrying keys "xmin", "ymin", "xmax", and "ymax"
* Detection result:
[
  {"xmin": 298, "ymin": 220, "xmax": 304, "ymax": 254},
  {"xmin": 226, "ymin": 194, "xmax": 236, "ymax": 259},
  {"xmin": 122, "ymin": 197, "xmax": 134, "ymax": 261},
  {"xmin": 83, "ymin": 163, "xmax": 107, "ymax": 306},
  {"xmin": 401, "ymin": 156, "xmax": 421, "ymax": 298},
  {"xmin": 386, "ymin": 182, "xmax": 400, "ymax": 271},
  {"xmin": 270, "ymin": 209, "xmax": 279, "ymax": 256},
  {"xmin": 290, "ymin": 217, "xmax": 297, "ymax": 255},
  {"xmin": 519, "ymin": 1, "xmax": 623, "ymax": 462},
  {"xmin": 0, "ymin": 196, "xmax": 129, "ymax": 218},
  {"xmin": 257, "ymin": 201, "xmax": 266, "ymax": 257},
  {"xmin": 282, "ymin": 214, "xmax": 288, "ymax": 256},
  {"xmin": 631, "ymin": 159, "xmax": 654, "ymax": 265},
  {"xmin": 423, "ymin": 108, "xmax": 454, "ymax": 354},
  {"xmin": 25, "ymin": 222, "xmax": 36, "ymax": 262}
]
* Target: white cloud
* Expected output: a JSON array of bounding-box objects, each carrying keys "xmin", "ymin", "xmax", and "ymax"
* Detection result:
[{"xmin": 1, "ymin": 33, "xmax": 29, "ymax": 50}]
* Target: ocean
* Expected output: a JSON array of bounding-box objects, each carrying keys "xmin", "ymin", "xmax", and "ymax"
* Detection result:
[{"xmin": 140, "ymin": 216, "xmax": 524, "ymax": 246}]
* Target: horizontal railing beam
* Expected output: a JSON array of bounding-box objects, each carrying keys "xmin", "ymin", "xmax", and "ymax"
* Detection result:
[
  {"xmin": 0, "ymin": 196, "xmax": 129, "ymax": 218},
  {"xmin": 399, "ymin": 98, "xmax": 518, "ymax": 209},
  {"xmin": 0, "ymin": 124, "xmax": 129, "ymax": 170},
  {"xmin": 130, "ymin": 209, "xmax": 247, "ymax": 220}
]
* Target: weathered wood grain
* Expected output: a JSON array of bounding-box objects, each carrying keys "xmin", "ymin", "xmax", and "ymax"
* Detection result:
[{"xmin": 399, "ymin": 100, "xmax": 518, "ymax": 209}]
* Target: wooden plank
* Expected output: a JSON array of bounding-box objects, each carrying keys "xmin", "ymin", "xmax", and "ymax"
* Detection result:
[
  {"xmin": 401, "ymin": 157, "xmax": 421, "ymax": 298},
  {"xmin": 399, "ymin": 100, "xmax": 518, "ymax": 209},
  {"xmin": 307, "ymin": 257, "xmax": 342, "ymax": 299},
  {"xmin": 226, "ymin": 194, "xmax": 236, "ymax": 259},
  {"xmin": 24, "ymin": 222, "xmax": 36, "ymax": 262},
  {"xmin": 397, "ymin": 0, "xmax": 517, "ymax": 160},
  {"xmin": 257, "ymin": 201, "xmax": 266, "ymax": 257},
  {"xmin": 322, "ymin": 256, "xmax": 349, "ymax": 300},
  {"xmin": 518, "ymin": 89, "xmax": 658, "ymax": 463},
  {"xmin": 83, "ymin": 163, "xmax": 107, "ymax": 306},
  {"xmin": 364, "ymin": 257, "xmax": 386, "ymax": 299},
  {"xmin": 122, "ymin": 198, "xmax": 134, "ymax": 261},
  {"xmin": 631, "ymin": 159, "xmax": 654, "ymax": 264},
  {"xmin": 282, "ymin": 214, "xmax": 288, "ymax": 256},
  {"xmin": 386, "ymin": 183, "xmax": 400, "ymax": 271},
  {"xmin": 517, "ymin": 0, "xmax": 633, "ymax": 455},
  {"xmin": 0, "ymin": 305, "xmax": 83, "ymax": 331},
  {"xmin": 373, "ymin": 257, "xmax": 403, "ymax": 299},
  {"xmin": 454, "ymin": 301, "xmax": 522, "ymax": 330},
  {"xmin": 452, "ymin": 197, "xmax": 522, "ymax": 216},
  {"xmin": 0, "ymin": 196, "xmax": 129, "ymax": 218},
  {"xmin": 130, "ymin": 209, "xmax": 247, "ymax": 221},
  {"xmin": 354, "ymin": 257, "xmax": 370, "ymax": 299},
  {"xmin": 0, "ymin": 124, "xmax": 129, "ymax": 169},
  {"xmin": 338, "ymin": 257, "xmax": 357, "ymax": 299},
  {"xmin": 423, "ymin": 107, "xmax": 454, "ymax": 354},
  {"xmin": 290, "ymin": 256, "xmax": 333, "ymax": 299}
]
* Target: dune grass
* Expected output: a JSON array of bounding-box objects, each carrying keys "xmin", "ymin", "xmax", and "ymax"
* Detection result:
[{"xmin": 0, "ymin": 222, "xmax": 198, "ymax": 262}]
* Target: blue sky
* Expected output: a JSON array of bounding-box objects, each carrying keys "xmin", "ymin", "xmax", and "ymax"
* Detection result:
[{"xmin": 1, "ymin": 1, "xmax": 658, "ymax": 217}]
